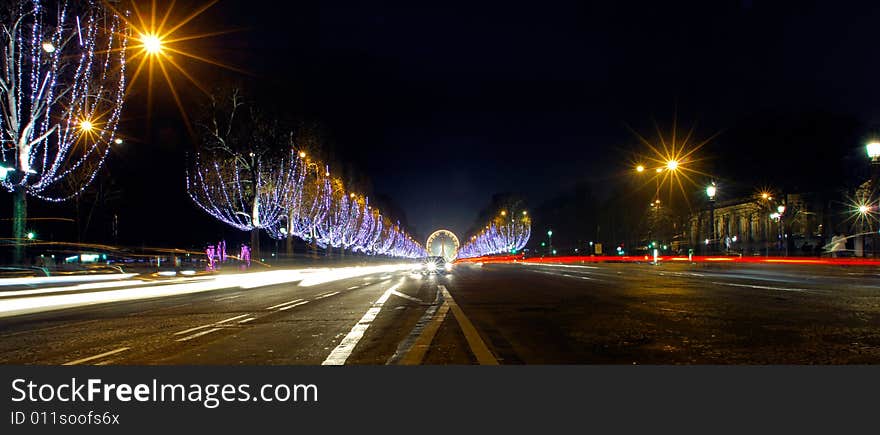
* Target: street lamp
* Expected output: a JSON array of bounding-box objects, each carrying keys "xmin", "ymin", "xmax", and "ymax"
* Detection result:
[
  {"xmin": 866, "ymin": 142, "xmax": 880, "ymax": 257},
  {"xmin": 706, "ymin": 182, "xmax": 717, "ymax": 254},
  {"xmin": 867, "ymin": 141, "xmax": 880, "ymax": 162},
  {"xmin": 141, "ymin": 33, "xmax": 163, "ymax": 55},
  {"xmin": 636, "ymin": 164, "xmax": 645, "ymax": 173},
  {"xmin": 666, "ymin": 160, "xmax": 679, "ymax": 171},
  {"xmin": 79, "ymin": 119, "xmax": 94, "ymax": 132},
  {"xmin": 776, "ymin": 204, "xmax": 787, "ymax": 256},
  {"xmin": 547, "ymin": 229, "xmax": 553, "ymax": 255},
  {"xmin": 0, "ymin": 165, "xmax": 12, "ymax": 182}
]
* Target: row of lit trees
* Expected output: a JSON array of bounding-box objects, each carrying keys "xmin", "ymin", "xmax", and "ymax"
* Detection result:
[
  {"xmin": 458, "ymin": 208, "xmax": 531, "ymax": 258},
  {"xmin": 186, "ymin": 90, "xmax": 425, "ymax": 259}
]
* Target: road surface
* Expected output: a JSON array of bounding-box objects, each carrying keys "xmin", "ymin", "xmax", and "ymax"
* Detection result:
[{"xmin": 1, "ymin": 261, "xmax": 879, "ymax": 364}]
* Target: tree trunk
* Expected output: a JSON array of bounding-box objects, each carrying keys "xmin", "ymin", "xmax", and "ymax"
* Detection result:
[
  {"xmin": 12, "ymin": 186, "xmax": 27, "ymax": 265},
  {"xmin": 74, "ymin": 196, "xmax": 82, "ymax": 243},
  {"xmin": 250, "ymin": 228, "xmax": 261, "ymax": 262},
  {"xmin": 286, "ymin": 236, "xmax": 293, "ymax": 258}
]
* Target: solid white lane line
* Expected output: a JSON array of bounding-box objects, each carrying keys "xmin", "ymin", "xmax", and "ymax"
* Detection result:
[
  {"xmin": 315, "ymin": 291, "xmax": 340, "ymax": 300},
  {"xmin": 390, "ymin": 290, "xmax": 424, "ymax": 304},
  {"xmin": 214, "ymin": 295, "xmax": 241, "ymax": 301},
  {"xmin": 238, "ymin": 317, "xmax": 256, "ymax": 324},
  {"xmin": 63, "ymin": 347, "xmax": 130, "ymax": 366},
  {"xmin": 531, "ymin": 269, "xmax": 607, "ymax": 282},
  {"xmin": 278, "ymin": 301, "xmax": 310, "ymax": 311},
  {"xmin": 711, "ymin": 281, "xmax": 813, "ymax": 293},
  {"xmin": 215, "ymin": 314, "xmax": 251, "ymax": 324},
  {"xmin": 266, "ymin": 299, "xmax": 303, "ymax": 310},
  {"xmin": 172, "ymin": 324, "xmax": 213, "ymax": 336},
  {"xmin": 176, "ymin": 327, "xmax": 223, "ymax": 342},
  {"xmin": 322, "ymin": 281, "xmax": 402, "ymax": 365},
  {"xmin": 173, "ymin": 314, "xmax": 251, "ymax": 335},
  {"xmin": 347, "ymin": 286, "xmax": 360, "ymax": 290},
  {"xmin": 521, "ymin": 263, "xmax": 600, "ymax": 270}
]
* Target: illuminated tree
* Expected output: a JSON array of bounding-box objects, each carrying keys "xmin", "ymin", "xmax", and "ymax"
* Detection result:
[
  {"xmin": 187, "ymin": 89, "xmax": 297, "ymax": 257},
  {"xmin": 459, "ymin": 207, "xmax": 531, "ymax": 258},
  {"xmin": 189, "ymin": 90, "xmax": 426, "ymax": 260},
  {"xmin": 1, "ymin": 0, "xmax": 128, "ymax": 262}
]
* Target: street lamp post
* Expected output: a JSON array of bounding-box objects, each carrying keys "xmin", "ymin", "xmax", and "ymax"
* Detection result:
[
  {"xmin": 777, "ymin": 204, "xmax": 787, "ymax": 256},
  {"xmin": 547, "ymin": 229, "xmax": 553, "ymax": 256},
  {"xmin": 866, "ymin": 142, "xmax": 880, "ymax": 257},
  {"xmin": 706, "ymin": 183, "xmax": 717, "ymax": 254}
]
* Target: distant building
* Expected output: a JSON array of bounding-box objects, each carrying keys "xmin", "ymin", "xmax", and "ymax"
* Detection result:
[{"xmin": 683, "ymin": 191, "xmax": 854, "ymax": 256}]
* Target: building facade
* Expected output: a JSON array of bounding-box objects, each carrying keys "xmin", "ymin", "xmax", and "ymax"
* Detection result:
[{"xmin": 685, "ymin": 192, "xmax": 844, "ymax": 256}]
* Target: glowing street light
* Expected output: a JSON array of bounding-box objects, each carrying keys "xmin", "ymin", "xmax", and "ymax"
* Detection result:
[
  {"xmin": 867, "ymin": 141, "xmax": 880, "ymax": 161},
  {"xmin": 299, "ymin": 151, "xmax": 307, "ymax": 158},
  {"xmin": 706, "ymin": 183, "xmax": 717, "ymax": 200},
  {"xmin": 706, "ymin": 182, "xmax": 717, "ymax": 253},
  {"xmin": 0, "ymin": 165, "xmax": 11, "ymax": 182},
  {"xmin": 666, "ymin": 160, "xmax": 679, "ymax": 171},
  {"xmin": 636, "ymin": 164, "xmax": 645, "ymax": 173},
  {"xmin": 777, "ymin": 205, "xmax": 786, "ymax": 214},
  {"xmin": 79, "ymin": 120, "xmax": 94, "ymax": 132},
  {"xmin": 522, "ymin": 210, "xmax": 528, "ymax": 216},
  {"xmin": 114, "ymin": 138, "xmax": 123, "ymax": 145},
  {"xmin": 141, "ymin": 33, "xmax": 163, "ymax": 55},
  {"xmin": 858, "ymin": 204, "xmax": 870, "ymax": 214},
  {"xmin": 26, "ymin": 231, "xmax": 35, "ymax": 240},
  {"xmin": 500, "ymin": 210, "xmax": 507, "ymax": 216}
]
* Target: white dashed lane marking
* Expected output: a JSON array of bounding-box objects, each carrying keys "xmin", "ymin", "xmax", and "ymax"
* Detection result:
[{"xmin": 63, "ymin": 347, "xmax": 130, "ymax": 366}]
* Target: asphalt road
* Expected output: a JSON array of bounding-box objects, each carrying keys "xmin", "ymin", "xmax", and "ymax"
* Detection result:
[{"xmin": 1, "ymin": 261, "xmax": 879, "ymax": 364}]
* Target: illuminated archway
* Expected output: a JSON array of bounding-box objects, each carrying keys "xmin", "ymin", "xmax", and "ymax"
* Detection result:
[{"xmin": 426, "ymin": 229, "xmax": 460, "ymax": 261}]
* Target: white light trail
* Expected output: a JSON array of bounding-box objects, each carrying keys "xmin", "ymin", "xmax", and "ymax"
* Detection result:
[
  {"xmin": 0, "ymin": 273, "xmax": 138, "ymax": 287},
  {"xmin": 0, "ymin": 264, "xmax": 414, "ymax": 319}
]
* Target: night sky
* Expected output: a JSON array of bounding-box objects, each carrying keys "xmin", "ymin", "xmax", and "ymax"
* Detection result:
[{"xmin": 37, "ymin": 0, "xmax": 880, "ymax": 247}]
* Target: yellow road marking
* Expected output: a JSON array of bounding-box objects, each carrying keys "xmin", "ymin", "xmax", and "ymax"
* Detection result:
[
  {"xmin": 439, "ymin": 285, "xmax": 499, "ymax": 365},
  {"xmin": 399, "ymin": 301, "xmax": 450, "ymax": 365}
]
